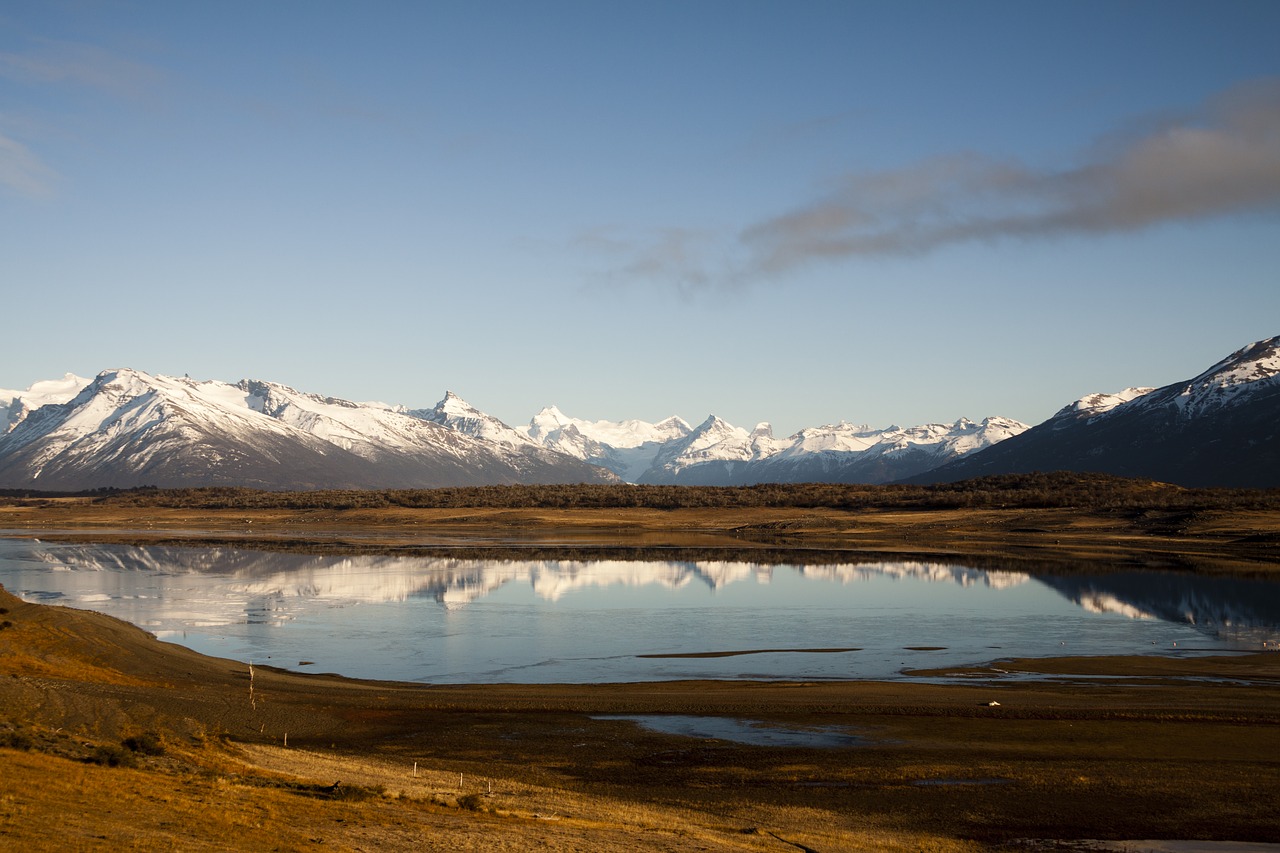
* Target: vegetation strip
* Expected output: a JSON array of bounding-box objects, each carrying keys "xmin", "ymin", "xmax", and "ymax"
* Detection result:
[{"xmin": 638, "ymin": 648, "xmax": 861, "ymax": 658}]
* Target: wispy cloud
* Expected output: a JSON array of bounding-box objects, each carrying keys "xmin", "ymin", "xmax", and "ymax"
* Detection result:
[
  {"xmin": 589, "ymin": 79, "xmax": 1280, "ymax": 290},
  {"xmin": 746, "ymin": 78, "xmax": 1280, "ymax": 274},
  {"xmin": 0, "ymin": 37, "xmax": 163, "ymax": 200},
  {"xmin": 0, "ymin": 37, "xmax": 163, "ymax": 98},
  {"xmin": 0, "ymin": 130, "xmax": 58, "ymax": 198},
  {"xmin": 577, "ymin": 226, "xmax": 720, "ymax": 298}
]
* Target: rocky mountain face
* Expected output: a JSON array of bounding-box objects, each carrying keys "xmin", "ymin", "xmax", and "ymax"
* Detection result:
[
  {"xmin": 0, "ymin": 370, "xmax": 616, "ymax": 490},
  {"xmin": 911, "ymin": 336, "xmax": 1280, "ymax": 488}
]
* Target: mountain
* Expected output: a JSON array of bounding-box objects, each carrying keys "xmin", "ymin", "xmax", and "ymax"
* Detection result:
[
  {"xmin": 747, "ymin": 417, "xmax": 1028, "ymax": 485},
  {"xmin": 407, "ymin": 391, "xmax": 537, "ymax": 448},
  {"xmin": 6, "ymin": 335, "xmax": 1273, "ymax": 491},
  {"xmin": 524, "ymin": 406, "xmax": 694, "ymax": 482},
  {"xmin": 912, "ymin": 336, "xmax": 1280, "ymax": 488},
  {"xmin": 520, "ymin": 407, "xmax": 1027, "ymax": 486},
  {"xmin": 638, "ymin": 415, "xmax": 771, "ymax": 485},
  {"xmin": 1, "ymin": 373, "xmax": 91, "ymax": 434},
  {"xmin": 0, "ymin": 370, "xmax": 616, "ymax": 490}
]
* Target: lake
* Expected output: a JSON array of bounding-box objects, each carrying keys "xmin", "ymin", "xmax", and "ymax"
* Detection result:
[{"xmin": 1, "ymin": 537, "xmax": 1277, "ymax": 683}]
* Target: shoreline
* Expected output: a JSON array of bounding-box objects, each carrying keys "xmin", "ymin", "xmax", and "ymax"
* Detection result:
[
  {"xmin": 3, "ymin": 504, "xmax": 1280, "ymax": 849},
  {"xmin": 3, "ymin": 498, "xmax": 1280, "ymax": 576},
  {"xmin": 3, "ymin": 580, "xmax": 1280, "ymax": 851}
]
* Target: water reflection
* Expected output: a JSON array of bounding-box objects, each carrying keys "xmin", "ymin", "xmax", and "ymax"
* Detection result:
[
  {"xmin": 592, "ymin": 715, "xmax": 868, "ymax": 748},
  {"xmin": 1039, "ymin": 573, "xmax": 1280, "ymax": 645},
  {"xmin": 1, "ymin": 538, "xmax": 1277, "ymax": 684}
]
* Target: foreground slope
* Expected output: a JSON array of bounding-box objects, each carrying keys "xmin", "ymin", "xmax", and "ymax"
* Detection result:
[{"xmin": 914, "ymin": 336, "xmax": 1280, "ymax": 488}]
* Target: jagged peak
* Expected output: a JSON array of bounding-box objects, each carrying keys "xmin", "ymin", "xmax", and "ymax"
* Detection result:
[
  {"xmin": 654, "ymin": 415, "xmax": 692, "ymax": 431},
  {"xmin": 696, "ymin": 414, "xmax": 726, "ymax": 427},
  {"xmin": 433, "ymin": 390, "xmax": 484, "ymax": 415},
  {"xmin": 535, "ymin": 404, "xmax": 567, "ymax": 417}
]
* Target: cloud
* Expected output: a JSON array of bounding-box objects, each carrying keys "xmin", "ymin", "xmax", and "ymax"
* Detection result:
[
  {"xmin": 742, "ymin": 78, "xmax": 1280, "ymax": 275},
  {"xmin": 0, "ymin": 37, "xmax": 162, "ymax": 98},
  {"xmin": 0, "ymin": 37, "xmax": 163, "ymax": 200},
  {"xmin": 0, "ymin": 131, "xmax": 58, "ymax": 198},
  {"xmin": 586, "ymin": 79, "xmax": 1280, "ymax": 292},
  {"xmin": 577, "ymin": 226, "xmax": 720, "ymax": 298}
]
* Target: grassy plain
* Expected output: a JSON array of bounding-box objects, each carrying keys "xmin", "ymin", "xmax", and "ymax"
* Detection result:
[{"xmin": 2, "ymin": 479, "xmax": 1280, "ymax": 850}]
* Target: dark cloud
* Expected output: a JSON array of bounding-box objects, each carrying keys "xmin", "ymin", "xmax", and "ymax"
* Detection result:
[{"xmin": 742, "ymin": 79, "xmax": 1280, "ymax": 275}]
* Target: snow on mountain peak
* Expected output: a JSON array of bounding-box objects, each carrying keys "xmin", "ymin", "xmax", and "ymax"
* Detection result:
[
  {"xmin": 514, "ymin": 403, "xmax": 1032, "ymax": 484},
  {"xmin": 1173, "ymin": 335, "xmax": 1280, "ymax": 409},
  {"xmin": 408, "ymin": 392, "xmax": 533, "ymax": 447},
  {"xmin": 1051, "ymin": 336, "xmax": 1280, "ymax": 424},
  {"xmin": 654, "ymin": 415, "xmax": 692, "ymax": 433},
  {"xmin": 525, "ymin": 407, "xmax": 691, "ymax": 450},
  {"xmin": 1053, "ymin": 386, "xmax": 1156, "ymax": 423},
  {"xmin": 2, "ymin": 372, "xmax": 92, "ymax": 433}
]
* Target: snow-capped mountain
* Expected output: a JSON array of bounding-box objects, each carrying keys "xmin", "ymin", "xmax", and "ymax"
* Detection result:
[
  {"xmin": 407, "ymin": 391, "xmax": 536, "ymax": 448},
  {"xmin": 915, "ymin": 336, "xmax": 1280, "ymax": 488},
  {"xmin": 747, "ymin": 416, "xmax": 1028, "ymax": 485},
  {"xmin": 1, "ymin": 373, "xmax": 91, "ymax": 434},
  {"xmin": 523, "ymin": 406, "xmax": 694, "ymax": 482},
  {"xmin": 639, "ymin": 415, "xmax": 782, "ymax": 485},
  {"xmin": 4, "ymin": 335, "xmax": 1274, "ymax": 491},
  {"xmin": 520, "ymin": 407, "xmax": 1027, "ymax": 486},
  {"xmin": 0, "ymin": 370, "xmax": 616, "ymax": 490},
  {"xmin": 1048, "ymin": 387, "xmax": 1155, "ymax": 426}
]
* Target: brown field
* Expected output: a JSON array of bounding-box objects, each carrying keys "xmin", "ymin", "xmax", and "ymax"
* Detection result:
[{"xmin": 3, "ymin": 483, "xmax": 1280, "ymax": 850}]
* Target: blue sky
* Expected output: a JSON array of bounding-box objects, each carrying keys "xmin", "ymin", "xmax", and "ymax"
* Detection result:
[{"xmin": 3, "ymin": 0, "xmax": 1278, "ymax": 436}]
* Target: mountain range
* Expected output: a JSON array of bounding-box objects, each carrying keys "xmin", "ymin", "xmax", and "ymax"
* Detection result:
[
  {"xmin": 0, "ymin": 371, "xmax": 616, "ymax": 490},
  {"xmin": 2, "ymin": 335, "xmax": 1277, "ymax": 490}
]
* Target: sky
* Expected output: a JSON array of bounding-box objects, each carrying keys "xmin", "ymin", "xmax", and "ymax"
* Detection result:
[{"xmin": 2, "ymin": 0, "xmax": 1278, "ymax": 436}]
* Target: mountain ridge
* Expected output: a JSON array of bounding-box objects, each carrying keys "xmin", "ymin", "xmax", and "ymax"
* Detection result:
[
  {"xmin": 2, "ymin": 334, "xmax": 1276, "ymax": 489},
  {"xmin": 0, "ymin": 370, "xmax": 617, "ymax": 490},
  {"xmin": 910, "ymin": 335, "xmax": 1280, "ymax": 488}
]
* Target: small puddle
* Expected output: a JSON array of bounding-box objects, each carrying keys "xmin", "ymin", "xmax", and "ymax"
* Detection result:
[{"xmin": 592, "ymin": 714, "xmax": 868, "ymax": 748}]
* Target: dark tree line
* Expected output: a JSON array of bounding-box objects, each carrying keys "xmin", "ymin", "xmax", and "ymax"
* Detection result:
[{"xmin": 5, "ymin": 472, "xmax": 1277, "ymax": 512}]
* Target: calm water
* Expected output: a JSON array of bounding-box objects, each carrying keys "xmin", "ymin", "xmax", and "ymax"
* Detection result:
[{"xmin": 1, "ymin": 537, "xmax": 1277, "ymax": 683}]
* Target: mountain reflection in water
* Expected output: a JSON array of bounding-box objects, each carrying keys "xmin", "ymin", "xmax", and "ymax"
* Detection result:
[{"xmin": 1, "ymin": 538, "xmax": 1277, "ymax": 683}]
